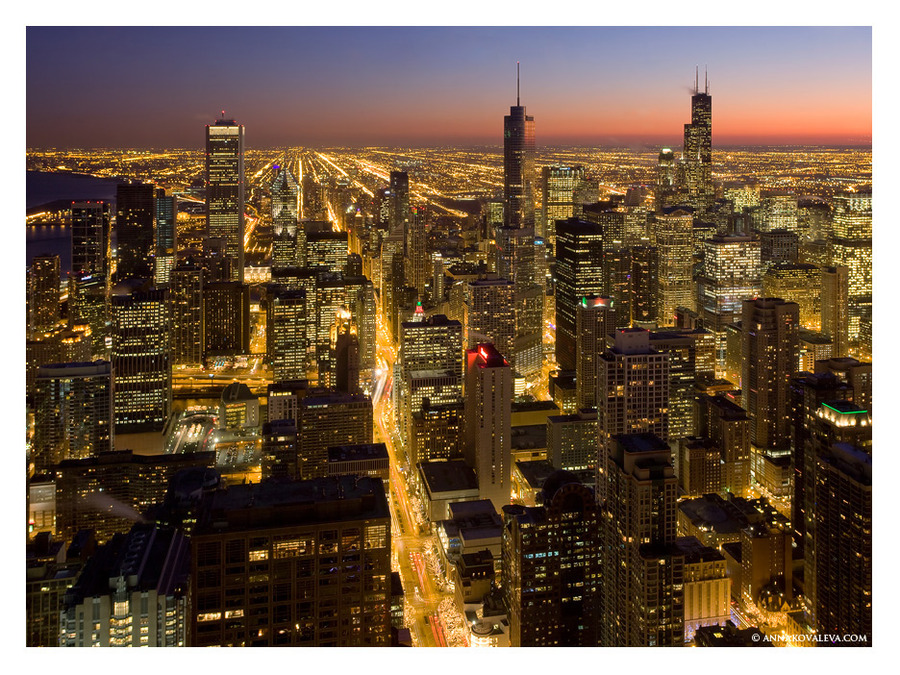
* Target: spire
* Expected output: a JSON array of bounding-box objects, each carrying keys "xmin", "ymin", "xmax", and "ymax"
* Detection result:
[
  {"xmin": 705, "ymin": 66, "xmax": 709, "ymax": 94},
  {"xmin": 517, "ymin": 61, "xmax": 520, "ymax": 106},
  {"xmin": 694, "ymin": 66, "xmax": 699, "ymax": 95}
]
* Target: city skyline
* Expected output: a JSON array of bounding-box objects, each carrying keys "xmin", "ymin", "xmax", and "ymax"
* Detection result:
[
  {"xmin": 26, "ymin": 26, "xmax": 871, "ymax": 148},
  {"xmin": 22, "ymin": 18, "xmax": 880, "ymax": 653}
]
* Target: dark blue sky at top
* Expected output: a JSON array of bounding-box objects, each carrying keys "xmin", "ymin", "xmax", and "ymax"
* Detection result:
[{"xmin": 26, "ymin": 26, "xmax": 872, "ymax": 148}]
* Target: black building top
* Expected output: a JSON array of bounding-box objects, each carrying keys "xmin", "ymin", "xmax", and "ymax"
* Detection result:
[{"xmin": 193, "ymin": 475, "xmax": 389, "ymax": 534}]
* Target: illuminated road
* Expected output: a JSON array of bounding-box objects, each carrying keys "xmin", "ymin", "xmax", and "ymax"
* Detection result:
[{"xmin": 370, "ymin": 303, "xmax": 456, "ymax": 647}]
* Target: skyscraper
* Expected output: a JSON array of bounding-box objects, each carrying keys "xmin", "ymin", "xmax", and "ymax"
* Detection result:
[
  {"xmin": 205, "ymin": 114, "xmax": 245, "ymax": 282},
  {"xmin": 602, "ymin": 433, "xmax": 684, "ymax": 646},
  {"xmin": 554, "ymin": 218, "xmax": 605, "ymax": 371},
  {"xmin": 682, "ymin": 68, "xmax": 713, "ymax": 212},
  {"xmin": 397, "ymin": 314, "xmax": 463, "ymax": 445},
  {"xmin": 596, "ymin": 328, "xmax": 670, "ymax": 502},
  {"xmin": 115, "ymin": 182, "xmax": 155, "ymax": 280},
  {"xmin": 502, "ymin": 65, "xmax": 543, "ymax": 378},
  {"xmin": 653, "ymin": 209, "xmax": 695, "ymax": 325},
  {"xmin": 203, "ymin": 281, "xmax": 250, "ymax": 357},
  {"xmin": 171, "ymin": 261, "xmax": 204, "ymax": 366},
  {"xmin": 649, "ymin": 327, "xmax": 716, "ymax": 442},
  {"xmin": 574, "ymin": 295, "xmax": 615, "ymax": 410},
  {"xmin": 504, "ymin": 64, "xmax": 535, "ymax": 230},
  {"xmin": 741, "ymin": 297, "xmax": 800, "ymax": 468},
  {"xmin": 541, "ymin": 165, "xmax": 586, "ymax": 244},
  {"xmin": 188, "ymin": 477, "xmax": 391, "ymax": 647},
  {"xmin": 154, "ymin": 189, "xmax": 177, "ymax": 287},
  {"xmin": 821, "ymin": 265, "xmax": 850, "ymax": 358},
  {"xmin": 389, "ymin": 170, "xmax": 410, "ymax": 237},
  {"xmin": 271, "ymin": 163, "xmax": 300, "ymax": 227},
  {"xmin": 110, "ymin": 280, "xmax": 171, "ymax": 434},
  {"xmin": 406, "ymin": 206, "xmax": 427, "ymax": 296},
  {"xmin": 763, "ymin": 263, "xmax": 821, "ymax": 331},
  {"xmin": 266, "ymin": 286, "xmax": 307, "ymax": 382},
  {"xmin": 464, "ymin": 344, "xmax": 513, "ymax": 512},
  {"xmin": 696, "ymin": 234, "xmax": 763, "ymax": 333},
  {"xmin": 32, "ymin": 361, "xmax": 114, "ymax": 471},
  {"xmin": 808, "ymin": 431, "xmax": 871, "ymax": 639},
  {"xmin": 830, "ymin": 188, "xmax": 871, "ymax": 351},
  {"xmin": 28, "ymin": 254, "xmax": 60, "ymax": 337},
  {"xmin": 61, "ymin": 524, "xmax": 190, "ymax": 647},
  {"xmin": 71, "ymin": 201, "xmax": 111, "ymax": 278},
  {"xmin": 68, "ymin": 273, "xmax": 109, "ymax": 357},
  {"xmin": 329, "ymin": 308, "xmax": 360, "ymax": 395},
  {"xmin": 464, "ymin": 278, "xmax": 516, "ymax": 362},
  {"xmin": 502, "ymin": 473, "xmax": 601, "ymax": 646},
  {"xmin": 297, "ymin": 391, "xmax": 373, "ymax": 479}
]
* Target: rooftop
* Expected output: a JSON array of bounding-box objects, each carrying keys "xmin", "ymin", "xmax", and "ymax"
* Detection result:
[
  {"xmin": 193, "ymin": 475, "xmax": 389, "ymax": 534},
  {"xmin": 419, "ymin": 460, "xmax": 478, "ymax": 494},
  {"xmin": 327, "ymin": 443, "xmax": 389, "ymax": 463}
]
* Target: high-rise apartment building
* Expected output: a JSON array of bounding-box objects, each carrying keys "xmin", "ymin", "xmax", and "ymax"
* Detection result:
[
  {"xmin": 603, "ymin": 433, "xmax": 684, "ymax": 646},
  {"xmin": 61, "ymin": 524, "xmax": 190, "ymax": 647},
  {"xmin": 32, "ymin": 361, "xmax": 114, "ymax": 472},
  {"xmin": 115, "ymin": 182, "xmax": 155, "ymax": 281},
  {"xmin": 502, "ymin": 474, "xmax": 601, "ymax": 646},
  {"xmin": 68, "ymin": 273, "xmax": 109, "ymax": 357},
  {"xmin": 464, "ymin": 344, "xmax": 513, "ymax": 512},
  {"xmin": 695, "ymin": 393, "xmax": 751, "ymax": 497},
  {"xmin": 110, "ymin": 281, "xmax": 171, "ymax": 434},
  {"xmin": 546, "ymin": 409, "xmax": 598, "ymax": 472},
  {"xmin": 649, "ymin": 328, "xmax": 716, "ymax": 442},
  {"xmin": 801, "ymin": 399, "xmax": 871, "ymax": 632},
  {"xmin": 596, "ymin": 329, "xmax": 670, "ymax": 502},
  {"xmin": 205, "ymin": 115, "xmax": 245, "ymax": 282},
  {"xmin": 808, "ymin": 438, "xmax": 871, "ymax": 639},
  {"xmin": 189, "ymin": 477, "xmax": 391, "ymax": 647},
  {"xmin": 464, "ymin": 278, "xmax": 516, "ymax": 362}
]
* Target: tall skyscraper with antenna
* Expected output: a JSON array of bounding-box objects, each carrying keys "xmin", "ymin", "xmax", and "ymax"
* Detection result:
[
  {"xmin": 501, "ymin": 63, "xmax": 542, "ymax": 377},
  {"xmin": 683, "ymin": 67, "xmax": 713, "ymax": 212},
  {"xmin": 504, "ymin": 62, "xmax": 535, "ymax": 229}
]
